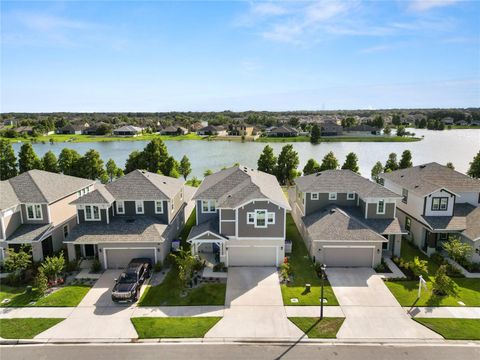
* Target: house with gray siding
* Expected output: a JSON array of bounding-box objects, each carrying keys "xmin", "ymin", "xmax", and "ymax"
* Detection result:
[
  {"xmin": 0, "ymin": 170, "xmax": 95, "ymax": 262},
  {"xmin": 381, "ymin": 163, "xmax": 480, "ymax": 262},
  {"xmin": 290, "ymin": 170, "xmax": 404, "ymax": 267},
  {"xmin": 187, "ymin": 165, "xmax": 290, "ymax": 267},
  {"xmin": 65, "ymin": 170, "xmax": 195, "ymax": 269}
]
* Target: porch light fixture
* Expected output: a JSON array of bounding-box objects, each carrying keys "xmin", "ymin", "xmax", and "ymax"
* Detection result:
[{"xmin": 99, "ymin": 248, "xmax": 102, "ymax": 253}]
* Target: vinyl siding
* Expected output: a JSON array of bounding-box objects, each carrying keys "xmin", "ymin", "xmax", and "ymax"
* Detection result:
[
  {"xmin": 366, "ymin": 202, "xmax": 396, "ymax": 219},
  {"xmin": 237, "ymin": 200, "xmax": 285, "ymax": 238},
  {"xmin": 3, "ymin": 211, "xmax": 22, "ymax": 239},
  {"xmin": 305, "ymin": 192, "xmax": 357, "ymax": 216},
  {"xmin": 49, "ymin": 193, "xmax": 78, "ymax": 226},
  {"xmin": 196, "ymin": 200, "xmax": 218, "ymax": 224},
  {"xmin": 21, "ymin": 204, "xmax": 49, "ymax": 224}
]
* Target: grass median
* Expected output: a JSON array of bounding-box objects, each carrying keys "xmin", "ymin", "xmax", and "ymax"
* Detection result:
[
  {"xmin": 0, "ymin": 318, "xmax": 65, "ymax": 339},
  {"xmin": 289, "ymin": 317, "xmax": 344, "ymax": 338},
  {"xmin": 413, "ymin": 318, "xmax": 480, "ymax": 340},
  {"xmin": 131, "ymin": 317, "xmax": 221, "ymax": 338}
]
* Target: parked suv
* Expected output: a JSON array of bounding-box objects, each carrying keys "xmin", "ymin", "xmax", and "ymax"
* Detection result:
[{"xmin": 111, "ymin": 258, "xmax": 152, "ymax": 303}]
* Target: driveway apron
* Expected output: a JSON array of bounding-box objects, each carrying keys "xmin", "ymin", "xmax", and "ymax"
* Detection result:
[
  {"xmin": 205, "ymin": 267, "xmax": 303, "ymax": 339},
  {"xmin": 326, "ymin": 268, "xmax": 442, "ymax": 339}
]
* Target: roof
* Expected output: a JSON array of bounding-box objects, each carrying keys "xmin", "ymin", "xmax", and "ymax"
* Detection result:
[
  {"xmin": 61, "ymin": 124, "xmax": 87, "ymax": 131},
  {"xmin": 0, "ymin": 181, "xmax": 20, "ymax": 210},
  {"xmin": 198, "ymin": 125, "xmax": 222, "ymax": 132},
  {"xmin": 296, "ymin": 170, "xmax": 400, "ymax": 199},
  {"xmin": 193, "ymin": 165, "xmax": 290, "ymax": 210},
  {"xmin": 66, "ymin": 216, "xmax": 167, "ymax": 244},
  {"xmin": 113, "ymin": 125, "xmax": 142, "ymax": 133},
  {"xmin": 302, "ymin": 206, "xmax": 387, "ymax": 242},
  {"xmin": 341, "ymin": 207, "xmax": 404, "ymax": 235},
  {"xmin": 6, "ymin": 223, "xmax": 52, "ymax": 243},
  {"xmin": 345, "ymin": 125, "xmax": 379, "ymax": 132},
  {"xmin": 6, "ymin": 170, "xmax": 95, "ymax": 205},
  {"xmin": 187, "ymin": 218, "xmax": 226, "ymax": 241},
  {"xmin": 161, "ymin": 125, "xmax": 180, "ymax": 132},
  {"xmin": 268, "ymin": 125, "xmax": 298, "ymax": 134},
  {"xmin": 70, "ymin": 184, "xmax": 115, "ymax": 205},
  {"xmin": 380, "ymin": 162, "xmax": 480, "ymax": 196},
  {"xmin": 105, "ymin": 170, "xmax": 183, "ymax": 200}
]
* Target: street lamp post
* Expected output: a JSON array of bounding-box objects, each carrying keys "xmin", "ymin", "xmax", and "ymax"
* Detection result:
[{"xmin": 320, "ymin": 264, "xmax": 326, "ymax": 320}]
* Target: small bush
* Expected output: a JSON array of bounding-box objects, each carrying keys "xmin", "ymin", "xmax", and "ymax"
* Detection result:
[
  {"xmin": 35, "ymin": 268, "xmax": 48, "ymax": 296},
  {"xmin": 213, "ymin": 262, "xmax": 226, "ymax": 272},
  {"xmin": 65, "ymin": 260, "xmax": 80, "ymax": 273},
  {"xmin": 280, "ymin": 262, "xmax": 292, "ymax": 280},
  {"xmin": 432, "ymin": 265, "xmax": 457, "ymax": 296},
  {"xmin": 91, "ymin": 258, "xmax": 101, "ymax": 273}
]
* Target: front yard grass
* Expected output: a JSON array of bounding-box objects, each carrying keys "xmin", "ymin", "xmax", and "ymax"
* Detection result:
[
  {"xmin": 138, "ymin": 268, "xmax": 226, "ymax": 306},
  {"xmin": 281, "ymin": 215, "xmax": 339, "ymax": 306},
  {"xmin": 385, "ymin": 240, "xmax": 480, "ymax": 306},
  {"xmin": 0, "ymin": 284, "xmax": 91, "ymax": 307},
  {"xmin": 131, "ymin": 317, "xmax": 221, "ymax": 338},
  {"xmin": 413, "ymin": 318, "xmax": 480, "ymax": 340},
  {"xmin": 288, "ymin": 317, "xmax": 345, "ymax": 338},
  {"xmin": 0, "ymin": 318, "xmax": 64, "ymax": 339}
]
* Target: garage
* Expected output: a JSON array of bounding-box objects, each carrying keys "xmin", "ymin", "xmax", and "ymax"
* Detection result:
[
  {"xmin": 104, "ymin": 248, "xmax": 156, "ymax": 269},
  {"xmin": 227, "ymin": 246, "xmax": 278, "ymax": 267},
  {"xmin": 323, "ymin": 245, "xmax": 374, "ymax": 267}
]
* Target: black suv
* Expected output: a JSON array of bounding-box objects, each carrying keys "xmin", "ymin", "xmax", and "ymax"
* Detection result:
[{"xmin": 111, "ymin": 258, "xmax": 152, "ymax": 303}]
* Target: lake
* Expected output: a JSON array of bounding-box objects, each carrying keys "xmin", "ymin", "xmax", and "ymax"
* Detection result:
[{"xmin": 11, "ymin": 129, "xmax": 480, "ymax": 178}]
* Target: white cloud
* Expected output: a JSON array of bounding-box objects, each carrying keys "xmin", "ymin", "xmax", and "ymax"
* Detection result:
[
  {"xmin": 408, "ymin": 0, "xmax": 460, "ymax": 12},
  {"xmin": 251, "ymin": 3, "xmax": 288, "ymax": 16}
]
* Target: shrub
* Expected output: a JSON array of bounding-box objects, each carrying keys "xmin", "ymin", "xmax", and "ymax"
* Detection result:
[
  {"xmin": 374, "ymin": 260, "xmax": 392, "ymax": 273},
  {"xmin": 432, "ymin": 265, "xmax": 457, "ymax": 296},
  {"xmin": 154, "ymin": 261, "xmax": 163, "ymax": 272},
  {"xmin": 409, "ymin": 256, "xmax": 428, "ymax": 277},
  {"xmin": 280, "ymin": 262, "xmax": 292, "ymax": 280},
  {"xmin": 213, "ymin": 262, "xmax": 226, "ymax": 272},
  {"xmin": 91, "ymin": 258, "xmax": 101, "ymax": 273},
  {"xmin": 65, "ymin": 260, "xmax": 80, "ymax": 273},
  {"xmin": 40, "ymin": 251, "xmax": 65, "ymax": 282},
  {"xmin": 442, "ymin": 236, "xmax": 473, "ymax": 263},
  {"xmin": 4, "ymin": 245, "xmax": 32, "ymax": 282},
  {"xmin": 35, "ymin": 268, "xmax": 48, "ymax": 296}
]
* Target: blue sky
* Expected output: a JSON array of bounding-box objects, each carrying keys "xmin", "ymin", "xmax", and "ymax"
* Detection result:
[{"xmin": 1, "ymin": 0, "xmax": 479, "ymax": 112}]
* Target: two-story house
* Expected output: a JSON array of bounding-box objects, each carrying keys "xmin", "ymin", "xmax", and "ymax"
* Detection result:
[
  {"xmin": 187, "ymin": 165, "xmax": 291, "ymax": 267},
  {"xmin": 0, "ymin": 170, "xmax": 95, "ymax": 262},
  {"xmin": 381, "ymin": 163, "xmax": 480, "ymax": 261},
  {"xmin": 65, "ymin": 170, "xmax": 194, "ymax": 269},
  {"xmin": 290, "ymin": 170, "xmax": 404, "ymax": 267}
]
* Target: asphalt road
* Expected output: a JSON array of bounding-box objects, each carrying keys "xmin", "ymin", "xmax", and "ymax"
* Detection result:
[{"xmin": 1, "ymin": 343, "xmax": 479, "ymax": 360}]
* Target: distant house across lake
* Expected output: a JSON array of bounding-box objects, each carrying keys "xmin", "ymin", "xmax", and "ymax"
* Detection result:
[
  {"xmin": 112, "ymin": 125, "xmax": 143, "ymax": 137},
  {"xmin": 265, "ymin": 125, "xmax": 299, "ymax": 137}
]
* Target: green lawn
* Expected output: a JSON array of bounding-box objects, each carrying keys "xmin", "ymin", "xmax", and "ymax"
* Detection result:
[
  {"xmin": 138, "ymin": 268, "xmax": 226, "ymax": 306},
  {"xmin": 413, "ymin": 318, "xmax": 480, "ymax": 340},
  {"xmin": 385, "ymin": 240, "xmax": 480, "ymax": 306},
  {"xmin": 179, "ymin": 209, "xmax": 196, "ymax": 249},
  {"xmin": 281, "ymin": 215, "xmax": 339, "ymax": 306},
  {"xmin": 1, "ymin": 133, "xmax": 203, "ymax": 143},
  {"xmin": 0, "ymin": 284, "xmax": 91, "ymax": 307},
  {"xmin": 256, "ymin": 136, "xmax": 421, "ymax": 143},
  {"xmin": 131, "ymin": 317, "xmax": 221, "ymax": 338},
  {"xmin": 0, "ymin": 318, "xmax": 64, "ymax": 339},
  {"xmin": 288, "ymin": 317, "xmax": 345, "ymax": 338}
]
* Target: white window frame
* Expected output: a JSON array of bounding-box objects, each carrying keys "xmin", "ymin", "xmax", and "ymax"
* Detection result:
[
  {"xmin": 85, "ymin": 205, "xmax": 101, "ymax": 221},
  {"xmin": 377, "ymin": 200, "xmax": 385, "ymax": 214},
  {"xmin": 347, "ymin": 192, "xmax": 355, "ymax": 200},
  {"xmin": 155, "ymin": 201, "xmax": 163, "ymax": 214},
  {"xmin": 254, "ymin": 209, "xmax": 268, "ymax": 228},
  {"xmin": 116, "ymin": 201, "xmax": 125, "ymax": 214},
  {"xmin": 135, "ymin": 201, "xmax": 144, "ymax": 214},
  {"xmin": 328, "ymin": 192, "xmax": 337, "ymax": 200},
  {"xmin": 247, "ymin": 212, "xmax": 255, "ymax": 224},
  {"xmin": 267, "ymin": 212, "xmax": 275, "ymax": 225},
  {"xmin": 171, "ymin": 201, "xmax": 174, "ymax": 213},
  {"xmin": 63, "ymin": 224, "xmax": 69, "ymax": 239},
  {"xmin": 201, "ymin": 200, "xmax": 216, "ymax": 213},
  {"xmin": 26, "ymin": 204, "xmax": 43, "ymax": 220},
  {"xmin": 311, "ymin": 192, "xmax": 319, "ymax": 200}
]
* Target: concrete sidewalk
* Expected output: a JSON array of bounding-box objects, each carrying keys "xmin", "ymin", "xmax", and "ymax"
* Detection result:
[
  {"xmin": 285, "ymin": 306, "xmax": 344, "ymax": 317},
  {"xmin": 406, "ymin": 307, "xmax": 480, "ymax": 319}
]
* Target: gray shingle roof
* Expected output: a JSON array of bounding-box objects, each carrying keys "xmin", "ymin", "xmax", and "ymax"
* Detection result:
[
  {"xmin": 113, "ymin": 125, "xmax": 142, "ymax": 133},
  {"xmin": 193, "ymin": 165, "xmax": 290, "ymax": 210},
  {"xmin": 296, "ymin": 170, "xmax": 400, "ymax": 199},
  {"xmin": 341, "ymin": 207, "xmax": 404, "ymax": 235},
  {"xmin": 380, "ymin": 162, "xmax": 480, "ymax": 196},
  {"xmin": 187, "ymin": 218, "xmax": 226, "ymax": 241},
  {"xmin": 70, "ymin": 184, "xmax": 115, "ymax": 205},
  {"xmin": 6, "ymin": 170, "xmax": 95, "ymax": 204},
  {"xmin": 302, "ymin": 206, "xmax": 387, "ymax": 242},
  {"xmin": 105, "ymin": 170, "xmax": 183, "ymax": 201},
  {"xmin": 6, "ymin": 223, "xmax": 52, "ymax": 243},
  {"xmin": 0, "ymin": 181, "xmax": 20, "ymax": 210}
]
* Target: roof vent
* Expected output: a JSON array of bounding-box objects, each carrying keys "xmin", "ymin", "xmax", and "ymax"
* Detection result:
[
  {"xmin": 414, "ymin": 185, "xmax": 419, "ymax": 188},
  {"xmin": 420, "ymin": 165, "xmax": 426, "ymax": 169},
  {"xmin": 163, "ymin": 181, "xmax": 166, "ymax": 184},
  {"xmin": 329, "ymin": 208, "xmax": 336, "ymax": 214},
  {"xmin": 400, "ymin": 175, "xmax": 404, "ymax": 178}
]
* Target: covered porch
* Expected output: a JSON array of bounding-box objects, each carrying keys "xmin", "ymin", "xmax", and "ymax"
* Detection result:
[{"xmin": 188, "ymin": 238, "xmax": 227, "ymax": 265}]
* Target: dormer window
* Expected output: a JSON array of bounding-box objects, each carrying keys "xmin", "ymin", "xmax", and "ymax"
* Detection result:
[
  {"xmin": 311, "ymin": 193, "xmax": 319, "ymax": 200},
  {"xmin": 328, "ymin": 192, "xmax": 337, "ymax": 200},
  {"xmin": 432, "ymin": 197, "xmax": 448, "ymax": 211},
  {"xmin": 347, "ymin": 192, "xmax": 355, "ymax": 200},
  {"xmin": 201, "ymin": 200, "xmax": 216, "ymax": 213},
  {"xmin": 136, "ymin": 201, "xmax": 144, "ymax": 214},
  {"xmin": 85, "ymin": 205, "xmax": 100, "ymax": 221},
  {"xmin": 116, "ymin": 201, "xmax": 125, "ymax": 214},
  {"xmin": 377, "ymin": 200, "xmax": 385, "ymax": 214},
  {"xmin": 155, "ymin": 201, "xmax": 163, "ymax": 214},
  {"xmin": 26, "ymin": 204, "xmax": 43, "ymax": 220}
]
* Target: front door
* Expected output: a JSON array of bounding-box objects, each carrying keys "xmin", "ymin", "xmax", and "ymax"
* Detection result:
[
  {"xmin": 41, "ymin": 237, "xmax": 54, "ymax": 258},
  {"xmin": 84, "ymin": 244, "xmax": 95, "ymax": 258}
]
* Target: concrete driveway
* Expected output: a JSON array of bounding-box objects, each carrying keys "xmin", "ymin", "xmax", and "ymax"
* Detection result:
[
  {"xmin": 205, "ymin": 267, "xmax": 303, "ymax": 339},
  {"xmin": 36, "ymin": 270, "xmax": 138, "ymax": 340},
  {"xmin": 326, "ymin": 268, "xmax": 441, "ymax": 339}
]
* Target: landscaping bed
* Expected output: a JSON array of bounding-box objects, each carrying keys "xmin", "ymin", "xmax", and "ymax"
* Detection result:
[
  {"xmin": 131, "ymin": 317, "xmax": 221, "ymax": 338},
  {"xmin": 413, "ymin": 318, "xmax": 480, "ymax": 340},
  {"xmin": 288, "ymin": 317, "xmax": 345, "ymax": 338},
  {"xmin": 0, "ymin": 318, "xmax": 65, "ymax": 339}
]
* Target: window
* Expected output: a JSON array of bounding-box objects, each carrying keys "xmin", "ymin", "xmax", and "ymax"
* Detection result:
[
  {"xmin": 116, "ymin": 201, "xmax": 125, "ymax": 214},
  {"xmin": 267, "ymin": 212, "xmax": 275, "ymax": 225},
  {"xmin": 402, "ymin": 188, "xmax": 408, "ymax": 204},
  {"xmin": 256, "ymin": 210, "xmax": 266, "ymax": 228},
  {"xmin": 136, "ymin": 201, "xmax": 144, "ymax": 214},
  {"xmin": 247, "ymin": 212, "xmax": 255, "ymax": 224},
  {"xmin": 201, "ymin": 200, "xmax": 216, "ymax": 213},
  {"xmin": 246, "ymin": 210, "xmax": 275, "ymax": 228},
  {"xmin": 432, "ymin": 197, "xmax": 448, "ymax": 211},
  {"xmin": 311, "ymin": 192, "xmax": 319, "ymax": 200},
  {"xmin": 439, "ymin": 233, "xmax": 448, "ymax": 241},
  {"xmin": 347, "ymin": 192, "xmax": 355, "ymax": 200},
  {"xmin": 382, "ymin": 241, "xmax": 389, "ymax": 250},
  {"xmin": 405, "ymin": 216, "xmax": 411, "ymax": 233},
  {"xmin": 26, "ymin": 204, "xmax": 43, "ymax": 220},
  {"xmin": 85, "ymin": 205, "xmax": 100, "ymax": 221},
  {"xmin": 377, "ymin": 200, "xmax": 385, "ymax": 214},
  {"xmin": 63, "ymin": 224, "xmax": 69, "ymax": 239},
  {"xmin": 155, "ymin": 201, "xmax": 163, "ymax": 214},
  {"xmin": 328, "ymin": 192, "xmax": 337, "ymax": 200}
]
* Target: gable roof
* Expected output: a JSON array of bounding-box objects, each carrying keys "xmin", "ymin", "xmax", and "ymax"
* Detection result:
[
  {"xmin": 296, "ymin": 170, "xmax": 400, "ymax": 199},
  {"xmin": 70, "ymin": 184, "xmax": 115, "ymax": 205},
  {"xmin": 105, "ymin": 170, "xmax": 183, "ymax": 200},
  {"xmin": 0, "ymin": 181, "xmax": 20, "ymax": 211},
  {"xmin": 113, "ymin": 125, "xmax": 142, "ymax": 133},
  {"xmin": 193, "ymin": 165, "xmax": 290, "ymax": 210},
  {"xmin": 380, "ymin": 162, "xmax": 480, "ymax": 196},
  {"xmin": 268, "ymin": 125, "xmax": 298, "ymax": 134},
  {"xmin": 6, "ymin": 170, "xmax": 95, "ymax": 205}
]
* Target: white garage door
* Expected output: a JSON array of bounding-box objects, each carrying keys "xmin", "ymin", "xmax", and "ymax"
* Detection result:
[
  {"xmin": 323, "ymin": 246, "xmax": 374, "ymax": 267},
  {"xmin": 228, "ymin": 246, "xmax": 277, "ymax": 267},
  {"xmin": 105, "ymin": 248, "xmax": 156, "ymax": 269}
]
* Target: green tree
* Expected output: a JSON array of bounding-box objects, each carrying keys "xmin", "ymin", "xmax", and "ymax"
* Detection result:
[
  {"xmin": 371, "ymin": 161, "xmax": 384, "ymax": 184},
  {"xmin": 170, "ymin": 247, "xmax": 197, "ymax": 289},
  {"xmin": 163, "ymin": 156, "xmax": 179, "ymax": 178},
  {"xmin": 467, "ymin": 151, "xmax": 480, "ymax": 179},
  {"xmin": 42, "ymin": 150, "xmax": 59, "ymax": 173},
  {"xmin": 396, "ymin": 125, "xmax": 407, "ymax": 137},
  {"xmin": 432, "ymin": 265, "xmax": 457, "ymax": 296},
  {"xmin": 0, "ymin": 139, "xmax": 18, "ymax": 180},
  {"xmin": 409, "ymin": 256, "xmax": 428, "ymax": 277},
  {"xmin": 179, "ymin": 155, "xmax": 192, "ymax": 180},
  {"xmin": 392, "ymin": 114, "xmax": 401, "ymax": 126},
  {"xmin": 186, "ymin": 176, "xmax": 201, "ymax": 187},
  {"xmin": 399, "ymin": 150, "xmax": 413, "ymax": 169},
  {"xmin": 203, "ymin": 169, "xmax": 213, "ymax": 177},
  {"xmin": 310, "ymin": 124, "xmax": 321, "ymax": 144},
  {"xmin": 341, "ymin": 117, "xmax": 356, "ymax": 128},
  {"xmin": 106, "ymin": 158, "xmax": 121, "ymax": 182},
  {"xmin": 442, "ymin": 236, "xmax": 473, "ymax": 263},
  {"xmin": 35, "ymin": 268, "xmax": 49, "ymax": 296},
  {"xmin": 320, "ymin": 151, "xmax": 339, "ymax": 171},
  {"xmin": 58, "ymin": 148, "xmax": 81, "ymax": 176},
  {"xmin": 341, "ymin": 152, "xmax": 360, "ymax": 173},
  {"xmin": 79, "ymin": 149, "xmax": 106, "ymax": 181},
  {"xmin": 40, "ymin": 251, "xmax": 65, "ymax": 282},
  {"xmin": 4, "ymin": 246, "xmax": 32, "ymax": 281},
  {"xmin": 276, "ymin": 144, "xmax": 299, "ymax": 185},
  {"xmin": 384, "ymin": 153, "xmax": 399, "ymax": 172},
  {"xmin": 257, "ymin": 145, "xmax": 277, "ymax": 175},
  {"xmin": 143, "ymin": 138, "xmax": 169, "ymax": 174},
  {"xmin": 446, "ymin": 162, "xmax": 455, "ymax": 170},
  {"xmin": 18, "ymin": 143, "xmax": 42, "ymax": 173},
  {"xmin": 303, "ymin": 158, "xmax": 321, "ymax": 175},
  {"xmin": 125, "ymin": 150, "xmax": 145, "ymax": 174},
  {"xmin": 383, "ymin": 125, "xmax": 392, "ymax": 135}
]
